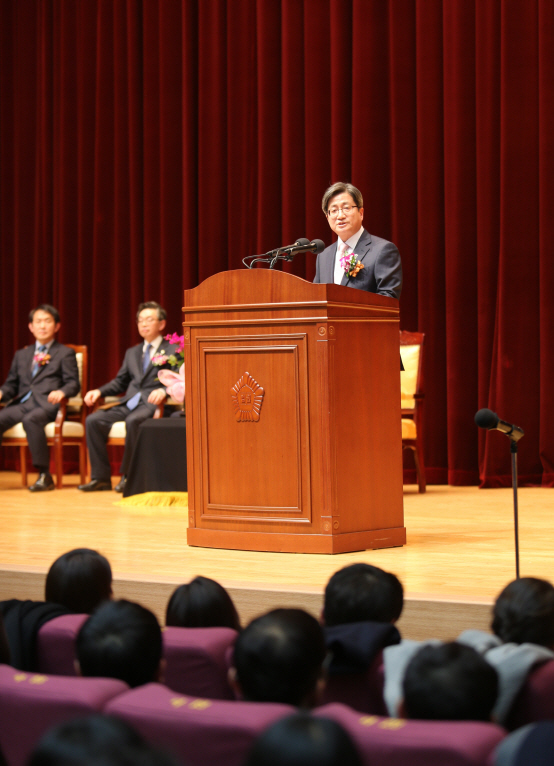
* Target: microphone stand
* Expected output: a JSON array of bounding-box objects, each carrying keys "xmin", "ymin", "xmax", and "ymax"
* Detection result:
[{"xmin": 510, "ymin": 438, "xmax": 520, "ymax": 579}]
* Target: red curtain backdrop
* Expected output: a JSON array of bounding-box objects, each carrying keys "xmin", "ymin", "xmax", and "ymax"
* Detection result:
[{"xmin": 0, "ymin": 0, "xmax": 552, "ymax": 487}]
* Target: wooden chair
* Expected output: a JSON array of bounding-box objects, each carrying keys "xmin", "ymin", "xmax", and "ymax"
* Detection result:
[
  {"xmin": 400, "ymin": 331, "xmax": 426, "ymax": 493},
  {"xmin": 1, "ymin": 344, "xmax": 88, "ymax": 488}
]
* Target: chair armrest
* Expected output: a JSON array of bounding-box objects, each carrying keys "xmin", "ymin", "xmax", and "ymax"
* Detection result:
[{"xmin": 53, "ymin": 399, "xmax": 68, "ymax": 436}]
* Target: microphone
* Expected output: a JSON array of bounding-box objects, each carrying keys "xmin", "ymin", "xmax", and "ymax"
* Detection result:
[
  {"xmin": 474, "ymin": 409, "xmax": 525, "ymax": 442},
  {"xmin": 283, "ymin": 238, "xmax": 326, "ymax": 256}
]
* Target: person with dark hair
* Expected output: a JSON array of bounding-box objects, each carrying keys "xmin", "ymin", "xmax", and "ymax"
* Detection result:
[
  {"xmin": 244, "ymin": 713, "xmax": 362, "ymax": 766},
  {"xmin": 492, "ymin": 577, "xmax": 554, "ymax": 649},
  {"xmin": 384, "ymin": 576, "xmax": 554, "ymax": 726},
  {"xmin": 401, "ymin": 642, "xmax": 498, "ymax": 722},
  {"xmin": 324, "ymin": 563, "xmax": 403, "ymax": 626},
  {"xmin": 230, "ymin": 608, "xmax": 327, "ymax": 708},
  {"xmin": 166, "ymin": 576, "xmax": 241, "ymax": 631},
  {"xmin": 314, "ymin": 182, "xmax": 402, "ymax": 300},
  {"xmin": 28, "ymin": 714, "xmax": 181, "ymax": 766},
  {"xmin": 79, "ymin": 302, "xmax": 177, "ymax": 493},
  {"xmin": 76, "ymin": 600, "xmax": 163, "ymax": 688},
  {"xmin": 0, "ymin": 304, "xmax": 79, "ymax": 491},
  {"xmin": 322, "ymin": 564, "xmax": 402, "ymax": 679},
  {"xmin": 0, "ymin": 612, "xmax": 10, "ymax": 665},
  {"xmin": 45, "ymin": 548, "xmax": 112, "ymax": 614}
]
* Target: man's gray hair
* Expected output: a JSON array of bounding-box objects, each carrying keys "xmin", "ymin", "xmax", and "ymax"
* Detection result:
[
  {"xmin": 321, "ymin": 182, "xmax": 364, "ymax": 215},
  {"xmin": 136, "ymin": 301, "xmax": 167, "ymax": 321}
]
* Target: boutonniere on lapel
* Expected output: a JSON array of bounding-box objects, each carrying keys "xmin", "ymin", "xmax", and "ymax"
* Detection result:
[
  {"xmin": 33, "ymin": 351, "xmax": 51, "ymax": 367},
  {"xmin": 340, "ymin": 251, "xmax": 365, "ymax": 278},
  {"xmin": 151, "ymin": 333, "xmax": 184, "ymax": 370}
]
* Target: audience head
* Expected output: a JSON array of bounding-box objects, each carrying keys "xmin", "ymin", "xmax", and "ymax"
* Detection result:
[
  {"xmin": 492, "ymin": 577, "xmax": 554, "ymax": 649},
  {"xmin": 231, "ymin": 608, "xmax": 327, "ymax": 708},
  {"xmin": 493, "ymin": 721, "xmax": 554, "ymax": 766},
  {"xmin": 402, "ymin": 642, "xmax": 498, "ymax": 722},
  {"xmin": 245, "ymin": 713, "xmax": 362, "ymax": 766},
  {"xmin": 76, "ymin": 600, "xmax": 163, "ymax": 688},
  {"xmin": 323, "ymin": 563, "xmax": 404, "ymax": 626},
  {"xmin": 45, "ymin": 548, "xmax": 113, "ymax": 614},
  {"xmin": 28, "ymin": 714, "xmax": 180, "ymax": 766},
  {"xmin": 166, "ymin": 576, "xmax": 241, "ymax": 631}
]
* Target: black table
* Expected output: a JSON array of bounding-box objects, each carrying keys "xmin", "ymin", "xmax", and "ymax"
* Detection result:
[{"xmin": 123, "ymin": 418, "xmax": 187, "ymax": 497}]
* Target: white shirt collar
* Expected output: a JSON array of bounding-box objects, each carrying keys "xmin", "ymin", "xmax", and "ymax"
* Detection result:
[
  {"xmin": 339, "ymin": 225, "xmax": 364, "ymax": 251},
  {"xmin": 35, "ymin": 339, "xmax": 55, "ymax": 352},
  {"xmin": 143, "ymin": 335, "xmax": 163, "ymax": 353}
]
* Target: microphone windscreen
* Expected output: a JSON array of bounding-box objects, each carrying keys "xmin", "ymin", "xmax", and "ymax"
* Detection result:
[
  {"xmin": 475, "ymin": 408, "xmax": 499, "ymax": 429},
  {"xmin": 311, "ymin": 239, "xmax": 325, "ymax": 254},
  {"xmin": 295, "ymin": 238, "xmax": 311, "ymax": 247}
]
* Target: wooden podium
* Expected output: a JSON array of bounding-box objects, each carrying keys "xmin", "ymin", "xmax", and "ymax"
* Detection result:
[{"xmin": 183, "ymin": 269, "xmax": 405, "ymax": 554}]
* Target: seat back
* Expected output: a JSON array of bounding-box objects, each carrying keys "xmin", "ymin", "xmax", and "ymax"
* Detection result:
[
  {"xmin": 105, "ymin": 682, "xmax": 293, "ymax": 766},
  {"xmin": 315, "ymin": 703, "xmax": 506, "ymax": 766},
  {"xmin": 321, "ymin": 653, "xmax": 387, "ymax": 715},
  {"xmin": 163, "ymin": 626, "xmax": 237, "ymax": 699},
  {"xmin": 66, "ymin": 344, "xmax": 87, "ymax": 411},
  {"xmin": 504, "ymin": 660, "xmax": 554, "ymax": 731},
  {"xmin": 0, "ymin": 664, "xmax": 128, "ymax": 766},
  {"xmin": 36, "ymin": 613, "xmax": 88, "ymax": 676},
  {"xmin": 400, "ymin": 331, "xmax": 424, "ymax": 411}
]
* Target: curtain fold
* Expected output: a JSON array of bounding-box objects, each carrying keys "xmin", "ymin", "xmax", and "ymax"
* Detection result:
[{"xmin": 0, "ymin": 0, "xmax": 552, "ymax": 486}]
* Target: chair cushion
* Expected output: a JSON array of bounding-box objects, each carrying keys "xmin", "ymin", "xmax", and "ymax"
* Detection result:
[
  {"xmin": 0, "ymin": 664, "xmax": 128, "ymax": 766},
  {"xmin": 163, "ymin": 626, "xmax": 237, "ymax": 700},
  {"xmin": 3, "ymin": 421, "xmax": 85, "ymax": 439},
  {"xmin": 105, "ymin": 682, "xmax": 294, "ymax": 766},
  {"xmin": 3, "ymin": 423, "xmax": 26, "ymax": 438},
  {"xmin": 401, "ymin": 418, "xmax": 417, "ymax": 440},
  {"xmin": 44, "ymin": 421, "xmax": 85, "ymax": 437},
  {"xmin": 109, "ymin": 421, "xmax": 127, "ymax": 438},
  {"xmin": 36, "ymin": 614, "xmax": 89, "ymax": 676},
  {"xmin": 315, "ymin": 703, "xmax": 506, "ymax": 766}
]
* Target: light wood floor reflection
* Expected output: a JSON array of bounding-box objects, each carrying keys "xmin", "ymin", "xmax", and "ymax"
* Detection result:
[{"xmin": 0, "ymin": 471, "xmax": 552, "ymax": 602}]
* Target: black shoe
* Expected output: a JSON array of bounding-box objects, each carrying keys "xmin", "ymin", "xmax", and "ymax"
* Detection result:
[
  {"xmin": 114, "ymin": 476, "xmax": 127, "ymax": 493},
  {"xmin": 29, "ymin": 472, "xmax": 55, "ymax": 492},
  {"xmin": 78, "ymin": 479, "xmax": 112, "ymax": 492}
]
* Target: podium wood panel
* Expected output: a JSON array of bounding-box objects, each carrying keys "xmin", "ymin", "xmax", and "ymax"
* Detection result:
[{"xmin": 183, "ymin": 269, "xmax": 405, "ymax": 554}]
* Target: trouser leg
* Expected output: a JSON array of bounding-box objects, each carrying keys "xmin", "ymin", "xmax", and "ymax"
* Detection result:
[
  {"xmin": 85, "ymin": 406, "xmax": 128, "ymax": 481},
  {"xmin": 120, "ymin": 404, "xmax": 152, "ymax": 476}
]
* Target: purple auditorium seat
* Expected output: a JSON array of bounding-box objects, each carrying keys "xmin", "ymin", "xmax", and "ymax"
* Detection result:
[
  {"xmin": 105, "ymin": 682, "xmax": 294, "ymax": 766},
  {"xmin": 320, "ymin": 652, "xmax": 387, "ymax": 715},
  {"xmin": 315, "ymin": 703, "xmax": 506, "ymax": 766},
  {"xmin": 36, "ymin": 613, "xmax": 88, "ymax": 675},
  {"xmin": 0, "ymin": 664, "xmax": 128, "ymax": 766},
  {"xmin": 163, "ymin": 626, "xmax": 237, "ymax": 699},
  {"xmin": 505, "ymin": 660, "xmax": 554, "ymax": 731}
]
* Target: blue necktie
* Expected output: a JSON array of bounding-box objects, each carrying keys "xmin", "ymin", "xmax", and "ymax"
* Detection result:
[
  {"xmin": 127, "ymin": 344, "xmax": 152, "ymax": 411},
  {"xmin": 21, "ymin": 345, "xmax": 47, "ymax": 403}
]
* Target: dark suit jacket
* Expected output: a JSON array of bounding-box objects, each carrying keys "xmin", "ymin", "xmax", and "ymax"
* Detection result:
[
  {"xmin": 313, "ymin": 229, "xmax": 402, "ymax": 299},
  {"xmin": 0, "ymin": 341, "xmax": 80, "ymax": 416},
  {"xmin": 99, "ymin": 339, "xmax": 177, "ymax": 412}
]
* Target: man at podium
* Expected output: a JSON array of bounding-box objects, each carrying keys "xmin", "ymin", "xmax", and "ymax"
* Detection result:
[{"xmin": 314, "ymin": 181, "xmax": 402, "ymax": 300}]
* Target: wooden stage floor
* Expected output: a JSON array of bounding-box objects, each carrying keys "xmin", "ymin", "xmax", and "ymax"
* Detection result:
[{"xmin": 0, "ymin": 471, "xmax": 552, "ymax": 640}]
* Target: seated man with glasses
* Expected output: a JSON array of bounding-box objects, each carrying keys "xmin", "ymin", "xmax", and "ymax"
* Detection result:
[
  {"xmin": 79, "ymin": 302, "xmax": 177, "ymax": 493},
  {"xmin": 314, "ymin": 182, "xmax": 402, "ymax": 299}
]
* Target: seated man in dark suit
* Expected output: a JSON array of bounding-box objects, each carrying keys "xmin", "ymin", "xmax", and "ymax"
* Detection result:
[
  {"xmin": 0, "ymin": 304, "xmax": 80, "ymax": 492},
  {"xmin": 79, "ymin": 301, "xmax": 176, "ymax": 493},
  {"xmin": 314, "ymin": 181, "xmax": 402, "ymax": 299}
]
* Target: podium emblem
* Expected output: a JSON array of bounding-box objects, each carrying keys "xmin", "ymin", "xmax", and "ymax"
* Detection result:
[{"xmin": 231, "ymin": 372, "xmax": 264, "ymax": 422}]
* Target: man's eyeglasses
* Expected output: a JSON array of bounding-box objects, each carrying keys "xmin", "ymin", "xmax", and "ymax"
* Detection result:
[
  {"xmin": 137, "ymin": 316, "xmax": 157, "ymax": 325},
  {"xmin": 327, "ymin": 205, "xmax": 358, "ymax": 219}
]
